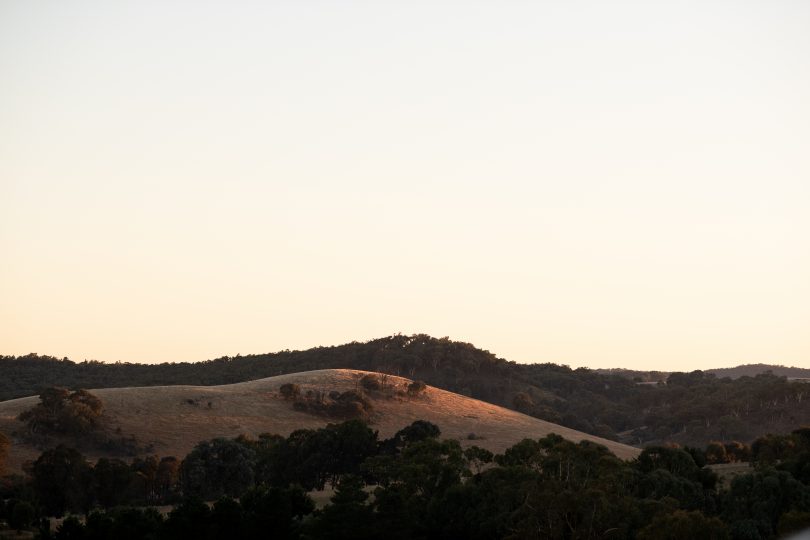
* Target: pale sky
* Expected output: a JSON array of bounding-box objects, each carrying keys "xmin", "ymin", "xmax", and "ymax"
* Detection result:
[{"xmin": 1, "ymin": 1, "xmax": 808, "ymax": 370}]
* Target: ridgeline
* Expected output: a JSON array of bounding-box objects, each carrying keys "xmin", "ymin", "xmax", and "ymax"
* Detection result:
[{"xmin": 2, "ymin": 335, "xmax": 809, "ymax": 447}]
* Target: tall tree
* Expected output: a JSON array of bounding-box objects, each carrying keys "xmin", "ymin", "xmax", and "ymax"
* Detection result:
[
  {"xmin": 30, "ymin": 445, "xmax": 92, "ymax": 516},
  {"xmin": 0, "ymin": 431, "xmax": 9, "ymax": 475}
]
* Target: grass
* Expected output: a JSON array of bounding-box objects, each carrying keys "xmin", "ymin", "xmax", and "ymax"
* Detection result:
[{"xmin": 0, "ymin": 369, "xmax": 641, "ymax": 473}]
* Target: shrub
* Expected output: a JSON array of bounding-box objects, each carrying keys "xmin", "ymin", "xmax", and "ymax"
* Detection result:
[
  {"xmin": 407, "ymin": 380, "xmax": 427, "ymax": 397},
  {"xmin": 360, "ymin": 374, "xmax": 381, "ymax": 392},
  {"xmin": 279, "ymin": 383, "xmax": 301, "ymax": 401},
  {"xmin": 325, "ymin": 391, "xmax": 373, "ymax": 419},
  {"xmin": 512, "ymin": 392, "xmax": 534, "ymax": 413},
  {"xmin": 291, "ymin": 390, "xmax": 373, "ymax": 420}
]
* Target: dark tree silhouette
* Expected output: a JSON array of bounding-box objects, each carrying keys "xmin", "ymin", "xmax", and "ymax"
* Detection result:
[
  {"xmin": 0, "ymin": 431, "xmax": 9, "ymax": 475},
  {"xmin": 30, "ymin": 445, "xmax": 92, "ymax": 516}
]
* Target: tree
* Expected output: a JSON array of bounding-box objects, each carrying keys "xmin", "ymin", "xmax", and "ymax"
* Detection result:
[
  {"xmin": 393, "ymin": 420, "xmax": 441, "ymax": 446},
  {"xmin": 723, "ymin": 441, "xmax": 751, "ymax": 462},
  {"xmin": 155, "ymin": 456, "xmax": 181, "ymax": 500},
  {"xmin": 637, "ymin": 510, "xmax": 729, "ymax": 540},
  {"xmin": 370, "ymin": 438, "xmax": 467, "ymax": 537},
  {"xmin": 279, "ymin": 383, "xmax": 301, "ymax": 401},
  {"xmin": 512, "ymin": 392, "xmax": 534, "ymax": 413},
  {"xmin": 181, "ymin": 438, "xmax": 256, "ymax": 499},
  {"xmin": 163, "ymin": 497, "xmax": 213, "ymax": 540},
  {"xmin": 89, "ymin": 507, "xmax": 163, "ymax": 540},
  {"xmin": 210, "ymin": 497, "xmax": 246, "ymax": 540},
  {"xmin": 779, "ymin": 510, "xmax": 810, "ymax": 538},
  {"xmin": 705, "ymin": 442, "xmax": 728, "ymax": 464},
  {"xmin": 55, "ymin": 515, "xmax": 86, "ymax": 540},
  {"xmin": 307, "ymin": 475, "xmax": 378, "ymax": 540},
  {"xmin": 265, "ymin": 421, "xmax": 378, "ymax": 491},
  {"xmin": 407, "ymin": 380, "xmax": 427, "ymax": 397},
  {"xmin": 240, "ymin": 485, "xmax": 314, "ymax": 540},
  {"xmin": 18, "ymin": 387, "xmax": 104, "ymax": 436},
  {"xmin": 30, "ymin": 445, "xmax": 92, "ymax": 516},
  {"xmin": 0, "ymin": 431, "xmax": 9, "ymax": 475},
  {"xmin": 752, "ymin": 433, "xmax": 796, "ymax": 464},
  {"xmin": 494, "ymin": 438, "xmax": 543, "ymax": 469},
  {"xmin": 722, "ymin": 468, "xmax": 810, "ymax": 537},
  {"xmin": 8, "ymin": 500, "xmax": 35, "ymax": 532},
  {"xmin": 325, "ymin": 420, "xmax": 379, "ymax": 486},
  {"xmin": 130, "ymin": 455, "xmax": 160, "ymax": 503},
  {"xmin": 360, "ymin": 374, "xmax": 381, "ymax": 391},
  {"xmin": 463, "ymin": 446, "xmax": 493, "ymax": 475},
  {"xmin": 92, "ymin": 458, "xmax": 134, "ymax": 508},
  {"xmin": 636, "ymin": 446, "xmax": 703, "ymax": 481}
]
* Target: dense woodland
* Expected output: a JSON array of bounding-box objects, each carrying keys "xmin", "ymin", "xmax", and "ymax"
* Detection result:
[
  {"xmin": 3, "ymin": 418, "xmax": 810, "ymax": 539},
  {"xmin": 598, "ymin": 365, "xmax": 810, "ymax": 383},
  {"xmin": 2, "ymin": 335, "xmax": 810, "ymax": 447}
]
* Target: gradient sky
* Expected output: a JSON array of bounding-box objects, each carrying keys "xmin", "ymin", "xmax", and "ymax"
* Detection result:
[{"xmin": 1, "ymin": 1, "xmax": 808, "ymax": 370}]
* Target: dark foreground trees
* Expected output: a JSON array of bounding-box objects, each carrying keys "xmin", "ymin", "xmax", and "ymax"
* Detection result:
[
  {"xmin": 6, "ymin": 421, "xmax": 810, "ymax": 539},
  {"xmin": 0, "ymin": 431, "xmax": 9, "ymax": 475}
]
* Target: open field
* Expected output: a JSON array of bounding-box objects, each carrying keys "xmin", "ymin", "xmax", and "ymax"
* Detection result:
[{"xmin": 0, "ymin": 369, "xmax": 640, "ymax": 472}]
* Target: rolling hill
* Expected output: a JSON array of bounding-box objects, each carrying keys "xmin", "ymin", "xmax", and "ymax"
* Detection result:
[
  {"xmin": 0, "ymin": 369, "xmax": 640, "ymax": 473},
  {"xmin": 3, "ymin": 335, "xmax": 809, "ymax": 449}
]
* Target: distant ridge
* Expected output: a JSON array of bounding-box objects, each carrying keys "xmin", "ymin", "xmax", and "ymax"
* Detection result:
[
  {"xmin": 706, "ymin": 364, "xmax": 810, "ymax": 380},
  {"xmin": 597, "ymin": 364, "xmax": 810, "ymax": 381}
]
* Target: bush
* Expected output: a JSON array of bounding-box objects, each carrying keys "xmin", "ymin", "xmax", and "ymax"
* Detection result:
[
  {"xmin": 291, "ymin": 390, "xmax": 373, "ymax": 420},
  {"xmin": 279, "ymin": 383, "xmax": 301, "ymax": 401},
  {"xmin": 512, "ymin": 392, "xmax": 534, "ymax": 413},
  {"xmin": 407, "ymin": 380, "xmax": 427, "ymax": 397},
  {"xmin": 360, "ymin": 375, "xmax": 381, "ymax": 392}
]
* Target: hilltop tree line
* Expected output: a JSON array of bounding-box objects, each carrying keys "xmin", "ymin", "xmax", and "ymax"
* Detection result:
[
  {"xmin": 3, "ymin": 335, "xmax": 810, "ymax": 447},
  {"xmin": 4, "ymin": 421, "xmax": 810, "ymax": 539}
]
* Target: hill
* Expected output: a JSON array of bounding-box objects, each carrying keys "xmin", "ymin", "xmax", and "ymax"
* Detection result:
[
  {"xmin": 706, "ymin": 364, "xmax": 810, "ymax": 380},
  {"xmin": 597, "ymin": 364, "xmax": 810, "ymax": 382},
  {"xmin": 2, "ymin": 335, "xmax": 810, "ymax": 448},
  {"xmin": 0, "ymin": 369, "xmax": 640, "ymax": 473}
]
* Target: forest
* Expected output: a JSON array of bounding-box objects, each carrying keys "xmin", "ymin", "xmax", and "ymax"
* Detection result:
[
  {"xmin": 2, "ymin": 335, "xmax": 809, "ymax": 447},
  {"xmin": 3, "ymin": 416, "xmax": 810, "ymax": 539}
]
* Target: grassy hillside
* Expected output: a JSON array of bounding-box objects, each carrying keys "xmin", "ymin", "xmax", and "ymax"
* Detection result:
[
  {"xmin": 3, "ymin": 335, "xmax": 809, "ymax": 448},
  {"xmin": 0, "ymin": 369, "xmax": 640, "ymax": 473}
]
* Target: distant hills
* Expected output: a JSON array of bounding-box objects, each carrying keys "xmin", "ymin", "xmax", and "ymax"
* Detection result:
[
  {"xmin": 597, "ymin": 364, "xmax": 810, "ymax": 382},
  {"xmin": 2, "ymin": 335, "xmax": 809, "ymax": 448},
  {"xmin": 707, "ymin": 364, "xmax": 810, "ymax": 380}
]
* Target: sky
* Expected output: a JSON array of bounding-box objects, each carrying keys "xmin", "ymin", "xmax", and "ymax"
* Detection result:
[{"xmin": 1, "ymin": 1, "xmax": 808, "ymax": 370}]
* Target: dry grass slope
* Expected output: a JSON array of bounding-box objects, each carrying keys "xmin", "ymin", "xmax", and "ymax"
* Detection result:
[{"xmin": 0, "ymin": 369, "xmax": 640, "ymax": 472}]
